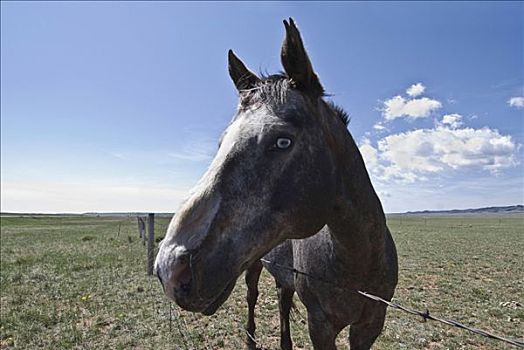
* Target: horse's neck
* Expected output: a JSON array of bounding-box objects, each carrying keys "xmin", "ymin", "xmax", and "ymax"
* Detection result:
[{"xmin": 325, "ymin": 131, "xmax": 388, "ymax": 276}]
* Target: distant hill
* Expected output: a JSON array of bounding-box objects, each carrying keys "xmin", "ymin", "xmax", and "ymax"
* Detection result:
[
  {"xmin": 397, "ymin": 205, "xmax": 524, "ymax": 216},
  {"xmin": 2, "ymin": 205, "xmax": 523, "ymax": 217}
]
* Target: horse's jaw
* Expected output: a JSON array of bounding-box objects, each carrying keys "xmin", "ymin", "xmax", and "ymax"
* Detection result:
[{"xmin": 200, "ymin": 279, "xmax": 237, "ymax": 315}]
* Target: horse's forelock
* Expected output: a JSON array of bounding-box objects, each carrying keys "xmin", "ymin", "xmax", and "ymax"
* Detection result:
[
  {"xmin": 238, "ymin": 74, "xmax": 292, "ymax": 106},
  {"xmin": 238, "ymin": 74, "xmax": 350, "ymax": 128}
]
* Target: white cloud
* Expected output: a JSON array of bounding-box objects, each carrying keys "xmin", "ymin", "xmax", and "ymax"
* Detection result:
[
  {"xmin": 441, "ymin": 114, "xmax": 463, "ymax": 129},
  {"xmin": 406, "ymin": 83, "xmax": 425, "ymax": 97},
  {"xmin": 380, "ymin": 83, "xmax": 442, "ymax": 121},
  {"xmin": 361, "ymin": 124, "xmax": 520, "ymax": 184},
  {"xmin": 378, "ymin": 125, "xmax": 519, "ymax": 181},
  {"xmin": 359, "ymin": 138, "xmax": 379, "ymax": 168},
  {"xmin": 373, "ymin": 122, "xmax": 386, "ymax": 131},
  {"xmin": 508, "ymin": 96, "xmax": 524, "ymax": 108},
  {"xmin": 382, "ymin": 95, "xmax": 442, "ymax": 120}
]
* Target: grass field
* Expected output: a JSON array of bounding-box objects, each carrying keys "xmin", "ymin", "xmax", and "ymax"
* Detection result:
[{"xmin": 1, "ymin": 215, "xmax": 523, "ymax": 349}]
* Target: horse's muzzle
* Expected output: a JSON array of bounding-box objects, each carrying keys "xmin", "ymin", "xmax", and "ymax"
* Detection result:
[{"xmin": 156, "ymin": 250, "xmax": 195, "ymax": 304}]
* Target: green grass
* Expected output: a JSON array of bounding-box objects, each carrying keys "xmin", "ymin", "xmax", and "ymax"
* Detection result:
[{"xmin": 1, "ymin": 215, "xmax": 523, "ymax": 349}]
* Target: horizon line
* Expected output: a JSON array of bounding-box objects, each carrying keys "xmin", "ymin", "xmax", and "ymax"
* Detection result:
[{"xmin": 1, "ymin": 204, "xmax": 522, "ymax": 216}]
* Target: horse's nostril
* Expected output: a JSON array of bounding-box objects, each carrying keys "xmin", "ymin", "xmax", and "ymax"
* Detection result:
[{"xmin": 170, "ymin": 253, "xmax": 194, "ymax": 295}]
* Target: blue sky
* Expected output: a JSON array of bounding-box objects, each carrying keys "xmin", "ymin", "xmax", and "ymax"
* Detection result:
[{"xmin": 1, "ymin": 1, "xmax": 523, "ymax": 213}]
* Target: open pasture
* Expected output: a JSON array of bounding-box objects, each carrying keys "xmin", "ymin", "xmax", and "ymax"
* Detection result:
[{"xmin": 1, "ymin": 215, "xmax": 522, "ymax": 349}]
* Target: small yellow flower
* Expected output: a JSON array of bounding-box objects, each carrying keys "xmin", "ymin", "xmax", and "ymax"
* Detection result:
[{"xmin": 80, "ymin": 294, "xmax": 92, "ymax": 301}]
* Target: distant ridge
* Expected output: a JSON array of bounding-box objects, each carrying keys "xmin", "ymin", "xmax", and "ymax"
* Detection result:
[
  {"xmin": 398, "ymin": 205, "xmax": 523, "ymax": 215},
  {"xmin": 2, "ymin": 205, "xmax": 523, "ymax": 217}
]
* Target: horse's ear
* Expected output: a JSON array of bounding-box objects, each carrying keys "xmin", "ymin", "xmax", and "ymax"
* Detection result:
[
  {"xmin": 281, "ymin": 18, "xmax": 324, "ymax": 97},
  {"xmin": 228, "ymin": 49, "xmax": 261, "ymax": 91}
]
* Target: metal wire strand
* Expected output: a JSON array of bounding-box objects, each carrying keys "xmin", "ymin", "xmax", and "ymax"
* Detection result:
[
  {"xmin": 139, "ymin": 218, "xmax": 522, "ymax": 349},
  {"xmin": 260, "ymin": 258, "xmax": 524, "ymax": 349}
]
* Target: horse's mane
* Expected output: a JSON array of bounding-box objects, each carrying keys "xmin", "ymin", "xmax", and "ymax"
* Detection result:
[
  {"xmin": 240, "ymin": 73, "xmax": 350, "ymax": 127},
  {"xmin": 326, "ymin": 100, "xmax": 350, "ymax": 127}
]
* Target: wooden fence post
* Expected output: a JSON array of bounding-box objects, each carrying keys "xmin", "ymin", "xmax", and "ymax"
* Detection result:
[
  {"xmin": 147, "ymin": 213, "xmax": 155, "ymax": 276},
  {"xmin": 137, "ymin": 217, "xmax": 146, "ymax": 245},
  {"xmin": 141, "ymin": 218, "xmax": 146, "ymax": 246},
  {"xmin": 137, "ymin": 217, "xmax": 142, "ymax": 239}
]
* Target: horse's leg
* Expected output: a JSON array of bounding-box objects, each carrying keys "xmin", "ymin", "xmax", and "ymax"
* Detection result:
[
  {"xmin": 348, "ymin": 304, "xmax": 387, "ymax": 350},
  {"xmin": 277, "ymin": 285, "xmax": 294, "ymax": 350},
  {"xmin": 307, "ymin": 309, "xmax": 339, "ymax": 350},
  {"xmin": 245, "ymin": 260, "xmax": 263, "ymax": 350}
]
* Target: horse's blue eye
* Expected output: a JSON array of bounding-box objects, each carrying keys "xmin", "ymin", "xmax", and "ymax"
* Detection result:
[{"xmin": 276, "ymin": 137, "xmax": 292, "ymax": 150}]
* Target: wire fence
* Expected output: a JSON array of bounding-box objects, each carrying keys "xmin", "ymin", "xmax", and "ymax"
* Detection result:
[
  {"xmin": 260, "ymin": 258, "xmax": 524, "ymax": 349},
  {"xmin": 140, "ymin": 216, "xmax": 523, "ymax": 349}
]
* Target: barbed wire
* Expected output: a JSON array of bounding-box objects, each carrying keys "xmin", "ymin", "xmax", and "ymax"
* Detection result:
[
  {"xmin": 140, "ymin": 216, "xmax": 522, "ymax": 348},
  {"xmin": 245, "ymin": 328, "xmax": 271, "ymax": 350},
  {"xmin": 260, "ymin": 258, "xmax": 524, "ymax": 349}
]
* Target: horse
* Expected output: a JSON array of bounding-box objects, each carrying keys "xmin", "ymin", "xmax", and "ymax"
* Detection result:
[
  {"xmin": 245, "ymin": 241, "xmax": 295, "ymax": 350},
  {"xmin": 155, "ymin": 18, "xmax": 398, "ymax": 349}
]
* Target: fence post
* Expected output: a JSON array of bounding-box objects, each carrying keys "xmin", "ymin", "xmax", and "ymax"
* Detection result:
[
  {"xmin": 147, "ymin": 213, "xmax": 155, "ymax": 276},
  {"xmin": 137, "ymin": 217, "xmax": 146, "ymax": 245},
  {"xmin": 137, "ymin": 217, "xmax": 142, "ymax": 239},
  {"xmin": 141, "ymin": 218, "xmax": 146, "ymax": 246},
  {"xmin": 137, "ymin": 217, "xmax": 146, "ymax": 244}
]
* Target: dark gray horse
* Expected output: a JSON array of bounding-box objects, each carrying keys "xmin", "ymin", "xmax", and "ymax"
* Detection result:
[
  {"xmin": 245, "ymin": 242, "xmax": 295, "ymax": 350},
  {"xmin": 155, "ymin": 18, "xmax": 398, "ymax": 349}
]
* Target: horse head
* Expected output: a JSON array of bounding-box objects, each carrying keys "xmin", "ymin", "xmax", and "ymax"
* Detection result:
[{"xmin": 155, "ymin": 18, "xmax": 349, "ymax": 314}]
